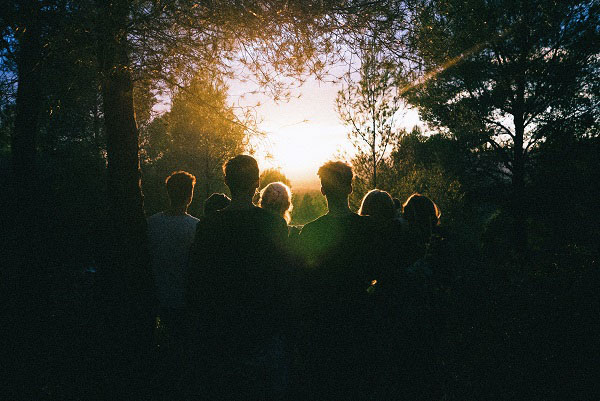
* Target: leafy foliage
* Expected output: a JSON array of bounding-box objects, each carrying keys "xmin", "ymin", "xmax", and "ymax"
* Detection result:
[
  {"xmin": 141, "ymin": 74, "xmax": 247, "ymax": 216},
  {"xmin": 2, "ymin": 1, "xmax": 600, "ymax": 398},
  {"xmin": 259, "ymin": 168, "xmax": 292, "ymax": 190},
  {"xmin": 291, "ymin": 191, "xmax": 328, "ymax": 226},
  {"xmin": 337, "ymin": 36, "xmax": 402, "ymax": 187},
  {"xmin": 402, "ymin": 0, "xmax": 600, "ymax": 251},
  {"xmin": 404, "ymin": 0, "xmax": 600, "ymax": 153},
  {"xmin": 350, "ymin": 127, "xmax": 465, "ymax": 225}
]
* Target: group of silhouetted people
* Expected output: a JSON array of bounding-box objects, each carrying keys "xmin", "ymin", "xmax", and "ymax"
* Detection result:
[{"xmin": 147, "ymin": 155, "xmax": 445, "ymax": 399}]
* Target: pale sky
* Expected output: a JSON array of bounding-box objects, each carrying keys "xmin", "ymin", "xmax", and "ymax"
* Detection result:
[{"xmin": 228, "ymin": 75, "xmax": 422, "ymax": 189}]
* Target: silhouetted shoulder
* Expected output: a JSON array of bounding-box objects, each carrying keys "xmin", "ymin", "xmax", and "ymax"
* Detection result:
[
  {"xmin": 299, "ymin": 214, "xmax": 328, "ymax": 236},
  {"xmin": 193, "ymin": 205, "xmax": 287, "ymax": 248},
  {"xmin": 249, "ymin": 206, "xmax": 289, "ymax": 242},
  {"xmin": 288, "ymin": 225, "xmax": 301, "ymax": 238},
  {"xmin": 251, "ymin": 205, "xmax": 288, "ymax": 225},
  {"xmin": 195, "ymin": 209, "xmax": 221, "ymax": 226},
  {"xmin": 300, "ymin": 212, "xmax": 374, "ymax": 240},
  {"xmin": 192, "ymin": 210, "xmax": 223, "ymax": 241},
  {"xmin": 187, "ymin": 205, "xmax": 289, "ymax": 311},
  {"xmin": 298, "ymin": 213, "xmax": 377, "ymax": 267}
]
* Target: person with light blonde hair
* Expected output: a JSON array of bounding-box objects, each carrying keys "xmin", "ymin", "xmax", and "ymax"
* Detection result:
[{"xmin": 259, "ymin": 181, "xmax": 293, "ymax": 223}]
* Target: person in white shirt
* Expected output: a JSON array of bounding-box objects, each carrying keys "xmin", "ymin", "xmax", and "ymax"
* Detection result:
[
  {"xmin": 147, "ymin": 171, "xmax": 199, "ymax": 324},
  {"xmin": 147, "ymin": 170, "xmax": 198, "ymax": 397}
]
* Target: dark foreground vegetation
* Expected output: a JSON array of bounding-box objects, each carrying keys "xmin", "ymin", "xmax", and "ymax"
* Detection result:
[
  {"xmin": 2, "ymin": 0, "xmax": 600, "ymax": 399},
  {"xmin": 2, "ymin": 136, "xmax": 599, "ymax": 399}
]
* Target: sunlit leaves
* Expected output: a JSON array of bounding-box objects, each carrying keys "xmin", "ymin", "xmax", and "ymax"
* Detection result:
[{"xmin": 140, "ymin": 72, "xmax": 247, "ymax": 197}]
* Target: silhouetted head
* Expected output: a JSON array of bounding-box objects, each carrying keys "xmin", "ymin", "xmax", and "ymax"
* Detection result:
[
  {"xmin": 259, "ymin": 182, "xmax": 293, "ymax": 223},
  {"xmin": 317, "ymin": 161, "xmax": 353, "ymax": 200},
  {"xmin": 223, "ymin": 155, "xmax": 260, "ymax": 198},
  {"xmin": 359, "ymin": 189, "xmax": 396, "ymax": 221},
  {"xmin": 204, "ymin": 193, "xmax": 230, "ymax": 215},
  {"xmin": 165, "ymin": 171, "xmax": 196, "ymax": 209},
  {"xmin": 402, "ymin": 193, "xmax": 441, "ymax": 240}
]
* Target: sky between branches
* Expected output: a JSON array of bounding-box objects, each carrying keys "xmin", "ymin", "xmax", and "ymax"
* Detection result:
[{"xmin": 229, "ymin": 73, "xmax": 422, "ymax": 189}]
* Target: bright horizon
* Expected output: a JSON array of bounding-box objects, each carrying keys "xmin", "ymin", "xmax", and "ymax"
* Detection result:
[{"xmin": 228, "ymin": 75, "xmax": 422, "ymax": 189}]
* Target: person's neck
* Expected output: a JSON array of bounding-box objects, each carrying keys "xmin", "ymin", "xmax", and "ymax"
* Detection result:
[
  {"xmin": 227, "ymin": 194, "xmax": 255, "ymax": 210},
  {"xmin": 326, "ymin": 196, "xmax": 351, "ymax": 216},
  {"xmin": 165, "ymin": 205, "xmax": 188, "ymax": 216}
]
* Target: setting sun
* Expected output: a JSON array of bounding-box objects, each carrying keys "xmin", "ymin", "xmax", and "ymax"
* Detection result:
[
  {"xmin": 231, "ymin": 75, "xmax": 350, "ymax": 187},
  {"xmin": 235, "ymin": 75, "xmax": 422, "ymax": 188},
  {"xmin": 5, "ymin": 0, "xmax": 598, "ymax": 398}
]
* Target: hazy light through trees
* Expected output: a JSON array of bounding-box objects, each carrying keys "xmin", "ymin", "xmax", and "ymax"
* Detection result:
[{"xmin": 228, "ymin": 68, "xmax": 422, "ymax": 187}]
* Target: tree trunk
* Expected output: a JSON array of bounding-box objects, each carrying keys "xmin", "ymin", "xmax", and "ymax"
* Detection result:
[
  {"xmin": 95, "ymin": 1, "xmax": 154, "ymax": 394},
  {"xmin": 101, "ymin": 60, "xmax": 148, "ymax": 269},
  {"xmin": 11, "ymin": 6, "xmax": 42, "ymax": 186},
  {"xmin": 8, "ymin": 2, "xmax": 44, "ymax": 277},
  {"xmin": 204, "ymin": 155, "xmax": 212, "ymax": 201},
  {"xmin": 92, "ymin": 91, "xmax": 102, "ymax": 154},
  {"xmin": 510, "ymin": 35, "xmax": 530, "ymax": 258},
  {"xmin": 512, "ymin": 108, "xmax": 528, "ymax": 257},
  {"xmin": 372, "ymin": 145, "xmax": 377, "ymax": 188}
]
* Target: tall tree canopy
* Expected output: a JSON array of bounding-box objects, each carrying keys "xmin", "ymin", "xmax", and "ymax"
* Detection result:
[
  {"xmin": 403, "ymin": 0, "xmax": 600, "ymax": 251},
  {"xmin": 0, "ymin": 4, "xmax": 418, "ymax": 372},
  {"xmin": 142, "ymin": 73, "xmax": 247, "ymax": 203}
]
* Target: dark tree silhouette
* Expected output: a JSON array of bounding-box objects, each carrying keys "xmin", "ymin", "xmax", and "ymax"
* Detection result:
[
  {"xmin": 4, "ymin": 1, "xmax": 44, "ymax": 184},
  {"xmin": 403, "ymin": 0, "xmax": 600, "ymax": 253}
]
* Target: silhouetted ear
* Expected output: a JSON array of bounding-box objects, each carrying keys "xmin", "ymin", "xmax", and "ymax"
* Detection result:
[
  {"xmin": 320, "ymin": 186, "xmax": 326, "ymax": 196},
  {"xmin": 348, "ymin": 183, "xmax": 353, "ymax": 195}
]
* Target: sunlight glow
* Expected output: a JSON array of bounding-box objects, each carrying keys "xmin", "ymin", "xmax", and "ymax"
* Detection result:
[
  {"xmin": 230, "ymin": 68, "xmax": 423, "ymax": 188},
  {"xmin": 259, "ymin": 123, "xmax": 351, "ymax": 188},
  {"xmin": 233, "ymin": 75, "xmax": 352, "ymax": 188}
]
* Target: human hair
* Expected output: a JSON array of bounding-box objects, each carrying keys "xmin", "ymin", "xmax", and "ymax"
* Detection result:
[
  {"xmin": 402, "ymin": 193, "xmax": 441, "ymax": 239},
  {"xmin": 317, "ymin": 161, "xmax": 353, "ymax": 197},
  {"xmin": 204, "ymin": 193, "xmax": 230, "ymax": 215},
  {"xmin": 223, "ymin": 155, "xmax": 260, "ymax": 196},
  {"xmin": 259, "ymin": 182, "xmax": 293, "ymax": 223},
  {"xmin": 165, "ymin": 171, "xmax": 196, "ymax": 208},
  {"xmin": 358, "ymin": 189, "xmax": 396, "ymax": 221}
]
